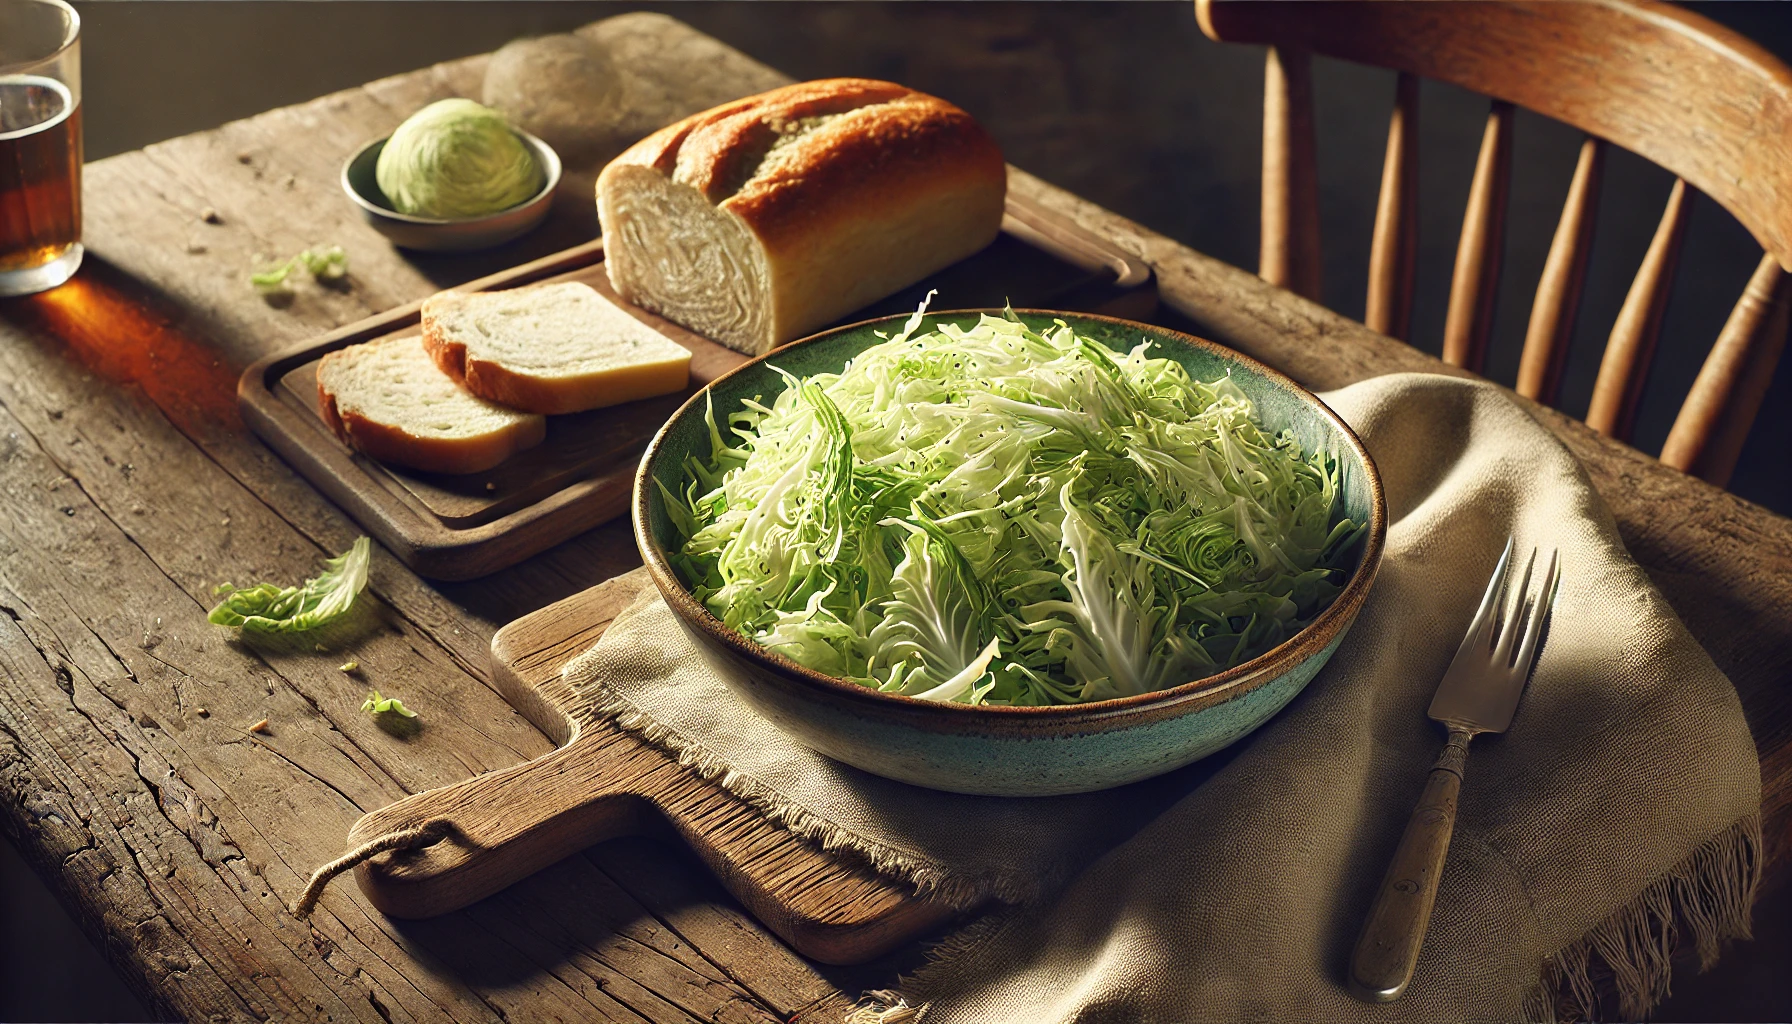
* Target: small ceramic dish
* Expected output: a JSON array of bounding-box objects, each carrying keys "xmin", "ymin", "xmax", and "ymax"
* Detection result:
[
  {"xmin": 635, "ymin": 311, "xmax": 1386, "ymax": 797},
  {"xmin": 339, "ymin": 130, "xmax": 561, "ymax": 253}
]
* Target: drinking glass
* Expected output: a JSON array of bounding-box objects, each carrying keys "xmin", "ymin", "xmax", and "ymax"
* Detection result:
[{"xmin": 0, "ymin": 0, "xmax": 81, "ymax": 297}]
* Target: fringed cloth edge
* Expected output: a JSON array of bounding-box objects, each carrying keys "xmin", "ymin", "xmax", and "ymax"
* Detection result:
[
  {"xmin": 850, "ymin": 814, "xmax": 1764, "ymax": 1024},
  {"xmin": 845, "ymin": 913, "xmax": 1010, "ymax": 1024},
  {"xmin": 576, "ymin": 683, "xmax": 1057, "ymax": 909},
  {"xmin": 575, "ymin": 657, "xmax": 1763, "ymax": 1024},
  {"xmin": 1527, "ymin": 812, "xmax": 1762, "ymax": 1023}
]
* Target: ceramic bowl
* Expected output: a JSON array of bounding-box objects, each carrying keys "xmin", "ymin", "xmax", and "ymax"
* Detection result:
[
  {"xmin": 634, "ymin": 311, "xmax": 1386, "ymax": 797},
  {"xmin": 339, "ymin": 131, "xmax": 561, "ymax": 252}
]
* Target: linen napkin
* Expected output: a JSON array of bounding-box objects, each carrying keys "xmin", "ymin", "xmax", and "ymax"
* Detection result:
[{"xmin": 565, "ymin": 373, "xmax": 1761, "ymax": 1022}]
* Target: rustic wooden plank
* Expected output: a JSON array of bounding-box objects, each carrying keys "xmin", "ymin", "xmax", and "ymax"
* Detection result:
[
  {"xmin": 0, "ymin": 255, "xmax": 804, "ymax": 1024},
  {"xmin": 0, "ymin": 398, "xmax": 472, "ymax": 1023},
  {"xmin": 362, "ymin": 576, "xmax": 956, "ymax": 966},
  {"xmin": 587, "ymin": 838, "xmax": 846, "ymax": 1019},
  {"xmin": 0, "ymin": 17, "xmax": 851, "ymax": 1024},
  {"xmin": 0, "ymin": 587, "xmax": 297, "ymax": 1023},
  {"xmin": 1, "ymin": 13, "xmax": 1788, "ymax": 1024}
]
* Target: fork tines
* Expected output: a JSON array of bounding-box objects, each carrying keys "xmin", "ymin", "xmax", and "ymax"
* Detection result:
[
  {"xmin": 1433, "ymin": 537, "xmax": 1563, "ymax": 729},
  {"xmin": 1487, "ymin": 539, "xmax": 1560, "ymax": 675}
]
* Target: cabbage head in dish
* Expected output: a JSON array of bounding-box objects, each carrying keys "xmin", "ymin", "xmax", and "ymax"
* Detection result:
[{"xmin": 664, "ymin": 306, "xmax": 1365, "ymax": 706}]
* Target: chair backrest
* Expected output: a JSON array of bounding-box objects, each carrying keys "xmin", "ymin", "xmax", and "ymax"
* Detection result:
[{"xmin": 1197, "ymin": 0, "xmax": 1792, "ymax": 488}]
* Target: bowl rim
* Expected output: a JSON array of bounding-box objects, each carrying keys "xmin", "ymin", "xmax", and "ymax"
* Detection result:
[
  {"xmin": 339, "ymin": 128, "xmax": 563, "ymax": 226},
  {"xmin": 633, "ymin": 309, "xmax": 1387, "ymax": 724}
]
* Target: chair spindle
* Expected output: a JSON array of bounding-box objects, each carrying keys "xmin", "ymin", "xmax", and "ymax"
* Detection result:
[
  {"xmin": 1660, "ymin": 253, "xmax": 1791, "ymax": 487},
  {"xmin": 1442, "ymin": 100, "xmax": 1515, "ymax": 372},
  {"xmin": 1366, "ymin": 72, "xmax": 1420, "ymax": 341},
  {"xmin": 1586, "ymin": 179, "xmax": 1696, "ymax": 441},
  {"xmin": 1202, "ymin": 0, "xmax": 1792, "ymax": 491},
  {"xmin": 1261, "ymin": 45, "xmax": 1322, "ymax": 302},
  {"xmin": 1517, "ymin": 136, "xmax": 1606, "ymax": 406}
]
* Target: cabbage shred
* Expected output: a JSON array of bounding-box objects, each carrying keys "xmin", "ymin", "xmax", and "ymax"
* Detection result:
[{"xmin": 667, "ymin": 308, "xmax": 1364, "ymax": 706}]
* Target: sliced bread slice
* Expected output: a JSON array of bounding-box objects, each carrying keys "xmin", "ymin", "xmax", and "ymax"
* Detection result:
[
  {"xmin": 421, "ymin": 281, "xmax": 693, "ymax": 415},
  {"xmin": 317, "ymin": 335, "xmax": 546, "ymax": 475}
]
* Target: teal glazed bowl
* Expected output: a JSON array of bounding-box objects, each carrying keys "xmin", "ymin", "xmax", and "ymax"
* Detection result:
[{"xmin": 634, "ymin": 311, "xmax": 1386, "ymax": 796}]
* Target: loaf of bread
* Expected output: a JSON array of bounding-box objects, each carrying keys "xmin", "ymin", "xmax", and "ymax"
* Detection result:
[
  {"xmin": 596, "ymin": 78, "xmax": 1006, "ymax": 355},
  {"xmin": 422, "ymin": 281, "xmax": 692, "ymax": 415},
  {"xmin": 317, "ymin": 335, "xmax": 546, "ymax": 475}
]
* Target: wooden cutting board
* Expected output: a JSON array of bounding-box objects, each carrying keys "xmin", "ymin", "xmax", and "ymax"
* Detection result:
[
  {"xmin": 344, "ymin": 569, "xmax": 964, "ymax": 966},
  {"xmin": 240, "ymin": 193, "xmax": 1156, "ymax": 581}
]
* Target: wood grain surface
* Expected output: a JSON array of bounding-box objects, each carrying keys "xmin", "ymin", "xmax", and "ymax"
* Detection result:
[
  {"xmin": 1662, "ymin": 254, "xmax": 1792, "ymax": 487},
  {"xmin": 1440, "ymin": 100, "xmax": 1514, "ymax": 373},
  {"xmin": 274, "ymin": 248, "xmax": 698, "ymax": 526},
  {"xmin": 0, "ymin": 11, "xmax": 1787, "ymax": 1024},
  {"xmin": 240, "ymin": 202, "xmax": 1154, "ymax": 580},
  {"xmin": 1196, "ymin": 0, "xmax": 1792, "ymax": 268},
  {"xmin": 1516, "ymin": 136, "xmax": 1604, "ymax": 407},
  {"xmin": 1258, "ymin": 45, "xmax": 1323, "ymax": 302},
  {"xmin": 1586, "ymin": 178, "xmax": 1695, "ymax": 442},
  {"xmin": 1363, "ymin": 71, "xmax": 1418, "ymax": 343},
  {"xmin": 347, "ymin": 570, "xmax": 959, "ymax": 965},
  {"xmin": 243, "ymin": 243, "xmax": 727, "ymax": 580},
  {"xmin": 1200, "ymin": 0, "xmax": 1792, "ymax": 483}
]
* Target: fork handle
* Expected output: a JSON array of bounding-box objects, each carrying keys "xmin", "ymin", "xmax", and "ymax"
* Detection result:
[{"xmin": 1348, "ymin": 726, "xmax": 1472, "ymax": 1002}]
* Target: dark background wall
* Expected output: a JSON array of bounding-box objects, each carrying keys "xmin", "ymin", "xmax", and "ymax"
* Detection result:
[{"xmin": 5, "ymin": 4, "xmax": 1789, "ymax": 1021}]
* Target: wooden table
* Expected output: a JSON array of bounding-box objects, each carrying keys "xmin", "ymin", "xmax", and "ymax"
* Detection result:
[{"xmin": 1, "ymin": 14, "xmax": 1786, "ymax": 1023}]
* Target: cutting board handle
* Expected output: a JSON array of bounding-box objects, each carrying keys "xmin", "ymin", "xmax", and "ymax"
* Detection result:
[
  {"xmin": 346, "ymin": 730, "xmax": 645, "ymax": 919},
  {"xmin": 336, "ymin": 575, "xmax": 964, "ymax": 964}
]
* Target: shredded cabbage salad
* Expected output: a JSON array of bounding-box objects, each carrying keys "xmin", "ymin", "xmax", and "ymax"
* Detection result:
[{"xmin": 664, "ymin": 305, "xmax": 1363, "ymax": 706}]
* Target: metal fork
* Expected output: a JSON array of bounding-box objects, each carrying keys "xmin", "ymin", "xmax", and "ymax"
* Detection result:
[{"xmin": 1348, "ymin": 538, "xmax": 1562, "ymax": 1002}]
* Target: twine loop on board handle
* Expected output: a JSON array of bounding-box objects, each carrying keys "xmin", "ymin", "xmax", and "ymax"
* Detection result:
[{"xmin": 292, "ymin": 818, "xmax": 455, "ymax": 919}]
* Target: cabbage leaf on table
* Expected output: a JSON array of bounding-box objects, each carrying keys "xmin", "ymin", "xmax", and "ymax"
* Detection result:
[
  {"xmin": 667, "ymin": 308, "xmax": 1363, "ymax": 707},
  {"xmin": 208, "ymin": 537, "xmax": 372, "ymax": 636}
]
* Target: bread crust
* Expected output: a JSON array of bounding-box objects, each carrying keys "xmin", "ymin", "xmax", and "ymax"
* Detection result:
[
  {"xmin": 316, "ymin": 347, "xmax": 546, "ymax": 475},
  {"xmin": 419, "ymin": 288, "xmax": 692, "ymax": 415},
  {"xmin": 417, "ymin": 305, "xmax": 552, "ymax": 414},
  {"xmin": 602, "ymin": 79, "xmax": 1005, "ymax": 248},
  {"xmin": 417, "ymin": 317, "xmax": 593, "ymax": 416},
  {"xmin": 598, "ymin": 79, "xmax": 1007, "ymax": 352}
]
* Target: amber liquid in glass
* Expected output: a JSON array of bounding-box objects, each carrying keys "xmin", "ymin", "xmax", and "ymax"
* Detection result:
[{"xmin": 0, "ymin": 74, "xmax": 82, "ymax": 274}]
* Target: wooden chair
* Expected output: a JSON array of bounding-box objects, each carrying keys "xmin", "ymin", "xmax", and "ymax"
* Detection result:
[{"xmin": 1196, "ymin": 0, "xmax": 1792, "ymax": 488}]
